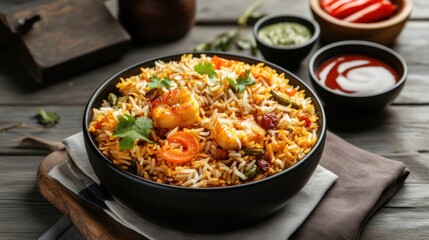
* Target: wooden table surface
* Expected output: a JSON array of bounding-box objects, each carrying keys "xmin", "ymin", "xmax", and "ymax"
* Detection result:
[{"xmin": 1, "ymin": 0, "xmax": 428, "ymax": 239}]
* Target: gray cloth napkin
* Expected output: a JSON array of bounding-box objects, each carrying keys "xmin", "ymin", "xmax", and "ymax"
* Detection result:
[{"xmin": 45, "ymin": 132, "xmax": 338, "ymax": 240}]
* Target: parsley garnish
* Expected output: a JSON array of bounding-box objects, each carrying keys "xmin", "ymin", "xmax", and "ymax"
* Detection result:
[
  {"xmin": 147, "ymin": 76, "xmax": 174, "ymax": 90},
  {"xmin": 227, "ymin": 70, "xmax": 256, "ymax": 93},
  {"xmin": 194, "ymin": 63, "xmax": 216, "ymax": 79},
  {"xmin": 113, "ymin": 114, "xmax": 154, "ymax": 150},
  {"xmin": 35, "ymin": 109, "xmax": 60, "ymax": 127}
]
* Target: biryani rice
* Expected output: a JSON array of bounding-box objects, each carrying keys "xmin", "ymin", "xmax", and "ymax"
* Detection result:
[{"xmin": 88, "ymin": 54, "xmax": 319, "ymax": 188}]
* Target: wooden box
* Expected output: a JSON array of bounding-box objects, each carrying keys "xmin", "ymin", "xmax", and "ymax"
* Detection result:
[{"xmin": 0, "ymin": 0, "xmax": 131, "ymax": 83}]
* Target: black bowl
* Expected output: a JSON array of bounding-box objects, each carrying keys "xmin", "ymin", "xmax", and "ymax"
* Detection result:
[
  {"xmin": 253, "ymin": 14, "xmax": 320, "ymax": 70},
  {"xmin": 308, "ymin": 40, "xmax": 407, "ymax": 113},
  {"xmin": 83, "ymin": 52, "xmax": 327, "ymax": 232}
]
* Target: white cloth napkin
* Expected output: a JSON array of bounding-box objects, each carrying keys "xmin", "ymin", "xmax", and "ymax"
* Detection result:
[{"xmin": 47, "ymin": 132, "xmax": 338, "ymax": 240}]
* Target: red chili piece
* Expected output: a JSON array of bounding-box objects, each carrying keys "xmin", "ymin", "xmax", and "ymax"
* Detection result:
[
  {"xmin": 260, "ymin": 113, "xmax": 279, "ymax": 130},
  {"xmin": 215, "ymin": 148, "xmax": 228, "ymax": 160},
  {"xmin": 343, "ymin": 0, "xmax": 397, "ymax": 23},
  {"xmin": 321, "ymin": 0, "xmax": 337, "ymax": 9},
  {"xmin": 323, "ymin": 0, "xmax": 354, "ymax": 14},
  {"xmin": 331, "ymin": 0, "xmax": 380, "ymax": 19}
]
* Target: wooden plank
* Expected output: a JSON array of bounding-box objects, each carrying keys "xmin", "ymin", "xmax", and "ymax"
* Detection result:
[
  {"xmin": 410, "ymin": 0, "xmax": 429, "ymax": 20},
  {"xmin": 382, "ymin": 154, "xmax": 429, "ymax": 183},
  {"xmin": 390, "ymin": 21, "xmax": 429, "ymax": 104},
  {"xmin": 0, "ymin": 155, "xmax": 63, "ymax": 239},
  {"xmin": 360, "ymin": 182, "xmax": 429, "ymax": 239},
  {"xmin": 196, "ymin": 0, "xmax": 429, "ymax": 23},
  {"xmin": 360, "ymin": 207, "xmax": 429, "ymax": 240},
  {"xmin": 196, "ymin": 0, "xmax": 313, "ymax": 24},
  {"xmin": 1, "ymin": 0, "xmax": 428, "ymax": 21},
  {"xmin": 0, "ymin": 0, "xmax": 46, "ymax": 13},
  {"xmin": 0, "ymin": 106, "xmax": 83, "ymax": 155},
  {"xmin": 331, "ymin": 105, "xmax": 429, "ymax": 155},
  {"xmin": 386, "ymin": 183, "xmax": 429, "ymax": 207}
]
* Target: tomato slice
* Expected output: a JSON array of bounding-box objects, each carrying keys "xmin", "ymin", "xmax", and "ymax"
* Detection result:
[
  {"xmin": 160, "ymin": 131, "xmax": 200, "ymax": 163},
  {"xmin": 299, "ymin": 113, "xmax": 312, "ymax": 128},
  {"xmin": 212, "ymin": 55, "xmax": 223, "ymax": 70},
  {"xmin": 212, "ymin": 55, "xmax": 234, "ymax": 70}
]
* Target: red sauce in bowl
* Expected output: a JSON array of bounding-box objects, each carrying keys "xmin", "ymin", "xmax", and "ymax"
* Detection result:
[{"xmin": 316, "ymin": 54, "xmax": 399, "ymax": 95}]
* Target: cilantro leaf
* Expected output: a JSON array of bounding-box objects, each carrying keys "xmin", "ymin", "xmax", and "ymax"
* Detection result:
[
  {"xmin": 148, "ymin": 76, "xmax": 174, "ymax": 90},
  {"xmin": 113, "ymin": 114, "xmax": 154, "ymax": 150},
  {"xmin": 228, "ymin": 70, "xmax": 256, "ymax": 93},
  {"xmin": 35, "ymin": 109, "xmax": 60, "ymax": 127},
  {"xmin": 194, "ymin": 63, "xmax": 216, "ymax": 79},
  {"xmin": 227, "ymin": 77, "xmax": 237, "ymax": 90},
  {"xmin": 113, "ymin": 114, "xmax": 136, "ymax": 136},
  {"xmin": 134, "ymin": 117, "xmax": 153, "ymax": 138},
  {"xmin": 118, "ymin": 136, "xmax": 136, "ymax": 151}
]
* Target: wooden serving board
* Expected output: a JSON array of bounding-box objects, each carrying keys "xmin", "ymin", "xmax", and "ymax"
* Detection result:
[{"xmin": 37, "ymin": 151, "xmax": 145, "ymax": 240}]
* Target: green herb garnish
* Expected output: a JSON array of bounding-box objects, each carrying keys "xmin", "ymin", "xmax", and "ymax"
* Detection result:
[
  {"xmin": 194, "ymin": 63, "xmax": 216, "ymax": 79},
  {"xmin": 35, "ymin": 109, "xmax": 60, "ymax": 127},
  {"xmin": 113, "ymin": 114, "xmax": 154, "ymax": 151},
  {"xmin": 107, "ymin": 93, "xmax": 118, "ymax": 106},
  {"xmin": 271, "ymin": 90, "xmax": 301, "ymax": 109},
  {"xmin": 147, "ymin": 76, "xmax": 174, "ymax": 90},
  {"xmin": 192, "ymin": 0, "xmax": 264, "ymax": 55},
  {"xmin": 227, "ymin": 70, "xmax": 256, "ymax": 93},
  {"xmin": 243, "ymin": 164, "xmax": 259, "ymax": 180}
]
